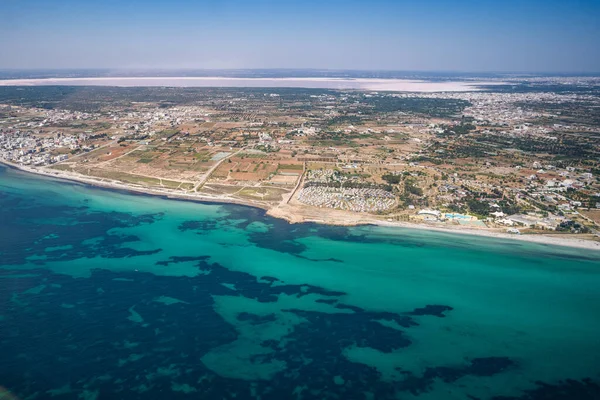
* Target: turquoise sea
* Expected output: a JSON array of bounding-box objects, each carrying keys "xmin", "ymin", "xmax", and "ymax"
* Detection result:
[{"xmin": 1, "ymin": 164, "xmax": 599, "ymax": 400}]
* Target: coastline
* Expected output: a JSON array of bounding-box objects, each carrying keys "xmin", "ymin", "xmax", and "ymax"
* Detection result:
[
  {"xmin": 0, "ymin": 159, "xmax": 272, "ymax": 211},
  {"xmin": 2, "ymin": 159, "xmax": 599, "ymax": 252}
]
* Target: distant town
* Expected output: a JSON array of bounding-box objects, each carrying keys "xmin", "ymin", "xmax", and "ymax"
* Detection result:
[{"xmin": 1, "ymin": 75, "xmax": 599, "ymax": 242}]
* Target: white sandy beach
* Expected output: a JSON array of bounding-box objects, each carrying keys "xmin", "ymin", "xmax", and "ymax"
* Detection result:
[
  {"xmin": 2, "ymin": 160, "xmax": 599, "ymax": 251},
  {"xmin": 0, "ymin": 77, "xmax": 501, "ymax": 92}
]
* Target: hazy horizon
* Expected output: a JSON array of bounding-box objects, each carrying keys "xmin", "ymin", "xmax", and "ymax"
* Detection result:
[{"xmin": 1, "ymin": 0, "xmax": 599, "ymax": 73}]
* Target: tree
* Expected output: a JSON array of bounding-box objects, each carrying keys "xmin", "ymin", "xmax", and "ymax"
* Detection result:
[
  {"xmin": 467, "ymin": 198, "xmax": 490, "ymax": 216},
  {"xmin": 382, "ymin": 173, "xmax": 401, "ymax": 184}
]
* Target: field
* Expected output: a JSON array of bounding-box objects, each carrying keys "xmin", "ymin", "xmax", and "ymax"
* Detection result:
[
  {"xmin": 235, "ymin": 187, "xmax": 289, "ymax": 201},
  {"xmin": 580, "ymin": 210, "xmax": 600, "ymax": 224},
  {"xmin": 69, "ymin": 167, "xmax": 187, "ymax": 190}
]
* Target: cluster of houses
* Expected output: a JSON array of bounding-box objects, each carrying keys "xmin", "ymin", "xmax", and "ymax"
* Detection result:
[
  {"xmin": 305, "ymin": 169, "xmax": 351, "ymax": 184},
  {"xmin": 0, "ymin": 130, "xmax": 99, "ymax": 166},
  {"xmin": 297, "ymin": 186, "xmax": 395, "ymax": 212}
]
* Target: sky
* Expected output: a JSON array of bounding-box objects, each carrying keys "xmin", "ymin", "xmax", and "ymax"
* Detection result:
[{"xmin": 1, "ymin": 0, "xmax": 599, "ymax": 73}]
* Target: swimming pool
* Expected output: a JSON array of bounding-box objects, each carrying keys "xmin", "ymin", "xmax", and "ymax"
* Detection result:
[{"xmin": 445, "ymin": 213, "xmax": 472, "ymax": 220}]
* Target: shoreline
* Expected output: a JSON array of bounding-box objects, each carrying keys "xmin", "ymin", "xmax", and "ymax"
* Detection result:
[
  {"xmin": 2, "ymin": 159, "xmax": 599, "ymax": 252},
  {"xmin": 0, "ymin": 159, "xmax": 272, "ymax": 211}
]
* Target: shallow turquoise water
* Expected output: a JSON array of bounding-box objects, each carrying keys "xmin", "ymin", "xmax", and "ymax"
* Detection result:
[{"xmin": 1, "ymin": 164, "xmax": 599, "ymax": 400}]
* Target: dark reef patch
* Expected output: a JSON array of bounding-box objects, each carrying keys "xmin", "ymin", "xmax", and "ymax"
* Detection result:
[
  {"xmin": 259, "ymin": 275, "xmax": 281, "ymax": 283},
  {"xmin": 237, "ymin": 312, "xmax": 278, "ymax": 324},
  {"xmin": 178, "ymin": 219, "xmax": 219, "ymax": 232},
  {"xmin": 295, "ymin": 254, "xmax": 344, "ymax": 263},
  {"xmin": 283, "ymin": 308, "xmax": 413, "ymax": 352},
  {"xmin": 408, "ymin": 304, "xmax": 454, "ymax": 317},
  {"xmin": 491, "ymin": 378, "xmax": 600, "ymax": 400},
  {"xmin": 0, "ymin": 190, "xmax": 163, "ymax": 265},
  {"xmin": 425, "ymin": 357, "xmax": 516, "ymax": 382},
  {"xmin": 395, "ymin": 357, "xmax": 516, "ymax": 395},
  {"xmin": 156, "ymin": 255, "xmax": 211, "ymax": 266}
]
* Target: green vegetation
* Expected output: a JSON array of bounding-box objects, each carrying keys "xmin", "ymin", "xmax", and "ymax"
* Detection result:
[
  {"xmin": 194, "ymin": 151, "xmax": 211, "ymax": 162},
  {"xmin": 466, "ymin": 198, "xmax": 490, "ymax": 217},
  {"xmin": 0, "ymin": 86, "xmax": 338, "ymax": 112},
  {"xmin": 255, "ymin": 145, "xmax": 280, "ymax": 153},
  {"xmin": 361, "ymin": 96, "xmax": 470, "ymax": 118},
  {"xmin": 382, "ymin": 173, "xmax": 402, "ymax": 184},
  {"xmin": 404, "ymin": 181, "xmax": 423, "ymax": 196},
  {"xmin": 437, "ymin": 122, "xmax": 476, "ymax": 137},
  {"xmin": 556, "ymin": 220, "xmax": 590, "ymax": 234},
  {"xmin": 325, "ymin": 115, "xmax": 362, "ymax": 127}
]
